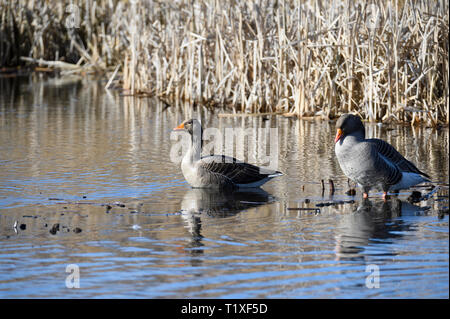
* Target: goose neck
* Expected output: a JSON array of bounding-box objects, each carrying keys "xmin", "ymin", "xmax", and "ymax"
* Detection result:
[{"xmin": 185, "ymin": 129, "xmax": 202, "ymax": 164}]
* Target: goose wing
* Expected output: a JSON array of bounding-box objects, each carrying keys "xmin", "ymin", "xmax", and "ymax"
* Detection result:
[
  {"xmin": 198, "ymin": 155, "xmax": 281, "ymax": 185},
  {"xmin": 366, "ymin": 138, "xmax": 429, "ymax": 178}
]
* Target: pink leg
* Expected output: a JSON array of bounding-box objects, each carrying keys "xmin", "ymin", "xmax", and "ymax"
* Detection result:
[
  {"xmin": 382, "ymin": 192, "xmax": 389, "ymax": 201},
  {"xmin": 363, "ymin": 192, "xmax": 369, "ymax": 199}
]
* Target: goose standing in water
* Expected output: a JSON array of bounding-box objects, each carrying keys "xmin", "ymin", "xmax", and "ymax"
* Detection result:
[
  {"xmin": 334, "ymin": 114, "xmax": 430, "ymax": 199},
  {"xmin": 173, "ymin": 119, "xmax": 283, "ymax": 189}
]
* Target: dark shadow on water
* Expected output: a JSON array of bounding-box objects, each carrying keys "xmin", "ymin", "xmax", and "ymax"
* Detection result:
[
  {"xmin": 181, "ymin": 187, "xmax": 276, "ymax": 217},
  {"xmin": 335, "ymin": 198, "xmax": 430, "ymax": 261},
  {"xmin": 180, "ymin": 188, "xmax": 276, "ymax": 255}
]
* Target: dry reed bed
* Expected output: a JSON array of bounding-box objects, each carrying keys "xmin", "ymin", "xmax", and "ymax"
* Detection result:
[{"xmin": 1, "ymin": 0, "xmax": 448, "ymax": 125}]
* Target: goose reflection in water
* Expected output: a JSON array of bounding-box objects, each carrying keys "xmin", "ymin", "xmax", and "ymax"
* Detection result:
[
  {"xmin": 334, "ymin": 198, "xmax": 430, "ymax": 261},
  {"xmin": 180, "ymin": 188, "xmax": 277, "ymax": 254}
]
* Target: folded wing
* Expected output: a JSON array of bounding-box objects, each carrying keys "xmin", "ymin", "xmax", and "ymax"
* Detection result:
[
  {"xmin": 367, "ymin": 138, "xmax": 429, "ymax": 178},
  {"xmin": 199, "ymin": 155, "xmax": 281, "ymax": 185}
]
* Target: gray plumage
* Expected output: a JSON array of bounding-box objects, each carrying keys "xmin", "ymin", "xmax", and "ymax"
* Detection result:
[
  {"xmin": 174, "ymin": 119, "xmax": 283, "ymax": 189},
  {"xmin": 334, "ymin": 114, "xmax": 429, "ymax": 197}
]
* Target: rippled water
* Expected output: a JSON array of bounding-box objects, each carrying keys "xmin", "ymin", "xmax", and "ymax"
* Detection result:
[{"xmin": 0, "ymin": 76, "xmax": 448, "ymax": 298}]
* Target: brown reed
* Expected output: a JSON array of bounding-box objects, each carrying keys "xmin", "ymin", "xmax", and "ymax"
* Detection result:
[{"xmin": 1, "ymin": 0, "xmax": 448, "ymax": 125}]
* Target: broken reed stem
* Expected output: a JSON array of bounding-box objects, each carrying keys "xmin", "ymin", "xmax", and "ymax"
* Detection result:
[
  {"xmin": 329, "ymin": 179, "xmax": 335, "ymax": 195},
  {"xmin": 1, "ymin": 0, "xmax": 448, "ymax": 125}
]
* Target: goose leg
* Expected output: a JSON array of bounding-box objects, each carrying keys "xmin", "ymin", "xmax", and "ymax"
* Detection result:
[
  {"xmin": 363, "ymin": 186, "xmax": 370, "ymax": 199},
  {"xmin": 382, "ymin": 184, "xmax": 390, "ymax": 201}
]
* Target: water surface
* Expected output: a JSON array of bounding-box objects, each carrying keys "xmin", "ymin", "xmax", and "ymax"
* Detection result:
[{"xmin": 0, "ymin": 76, "xmax": 448, "ymax": 298}]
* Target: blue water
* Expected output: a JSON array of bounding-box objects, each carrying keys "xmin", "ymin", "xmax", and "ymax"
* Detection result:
[{"xmin": 0, "ymin": 76, "xmax": 448, "ymax": 298}]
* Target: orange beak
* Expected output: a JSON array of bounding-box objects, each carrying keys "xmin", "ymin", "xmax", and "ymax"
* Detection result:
[
  {"xmin": 334, "ymin": 128, "xmax": 343, "ymax": 143},
  {"xmin": 173, "ymin": 122, "xmax": 185, "ymax": 131}
]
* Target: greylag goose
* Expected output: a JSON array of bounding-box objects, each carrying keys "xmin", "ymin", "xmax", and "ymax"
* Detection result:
[
  {"xmin": 334, "ymin": 114, "xmax": 430, "ymax": 199},
  {"xmin": 174, "ymin": 119, "xmax": 283, "ymax": 189}
]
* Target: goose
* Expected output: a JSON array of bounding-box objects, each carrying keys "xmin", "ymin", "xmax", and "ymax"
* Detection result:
[
  {"xmin": 334, "ymin": 114, "xmax": 430, "ymax": 199},
  {"xmin": 173, "ymin": 119, "xmax": 283, "ymax": 189}
]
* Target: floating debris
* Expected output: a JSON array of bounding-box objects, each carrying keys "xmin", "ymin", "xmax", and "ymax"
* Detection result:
[
  {"xmin": 73, "ymin": 227, "xmax": 82, "ymax": 234},
  {"xmin": 407, "ymin": 191, "xmax": 422, "ymax": 203},
  {"xmin": 329, "ymin": 179, "xmax": 335, "ymax": 195},
  {"xmin": 49, "ymin": 223, "xmax": 60, "ymax": 235},
  {"xmin": 438, "ymin": 208, "xmax": 449, "ymax": 219},
  {"xmin": 420, "ymin": 186, "xmax": 440, "ymax": 200},
  {"xmin": 19, "ymin": 224, "xmax": 26, "ymax": 230},
  {"xmin": 346, "ymin": 188, "xmax": 356, "ymax": 196},
  {"xmin": 316, "ymin": 200, "xmax": 354, "ymax": 207},
  {"xmin": 287, "ymin": 207, "xmax": 321, "ymax": 214}
]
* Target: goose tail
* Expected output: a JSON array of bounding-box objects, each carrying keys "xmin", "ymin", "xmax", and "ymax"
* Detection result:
[
  {"xmin": 391, "ymin": 172, "xmax": 431, "ymax": 191},
  {"xmin": 268, "ymin": 171, "xmax": 283, "ymax": 178}
]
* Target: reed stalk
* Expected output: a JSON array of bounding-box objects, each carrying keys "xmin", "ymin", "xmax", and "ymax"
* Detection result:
[{"xmin": 1, "ymin": 0, "xmax": 448, "ymax": 125}]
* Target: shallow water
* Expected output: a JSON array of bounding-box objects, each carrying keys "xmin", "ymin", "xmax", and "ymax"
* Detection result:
[{"xmin": 0, "ymin": 75, "xmax": 448, "ymax": 298}]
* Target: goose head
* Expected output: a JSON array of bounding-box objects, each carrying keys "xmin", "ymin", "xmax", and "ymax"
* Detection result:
[
  {"xmin": 335, "ymin": 114, "xmax": 365, "ymax": 143},
  {"xmin": 173, "ymin": 119, "xmax": 204, "ymax": 152},
  {"xmin": 174, "ymin": 119, "xmax": 202, "ymax": 136}
]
